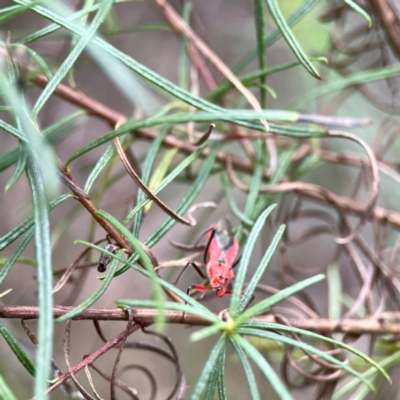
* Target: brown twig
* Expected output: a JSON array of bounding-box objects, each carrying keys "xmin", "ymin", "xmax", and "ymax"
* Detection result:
[
  {"xmin": 113, "ymin": 136, "xmax": 192, "ymax": 226},
  {"xmin": 5, "ymin": 305, "xmax": 400, "ymax": 334}
]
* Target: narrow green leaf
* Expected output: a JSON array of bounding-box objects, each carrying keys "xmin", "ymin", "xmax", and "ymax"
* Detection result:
[
  {"xmin": 191, "ymin": 323, "xmax": 227, "ymax": 342},
  {"xmin": 0, "ymin": 110, "xmax": 85, "ymax": 174},
  {"xmin": 230, "ymin": 337, "xmax": 261, "ymax": 400},
  {"xmin": 333, "ymin": 350, "xmax": 400, "ymax": 399},
  {"xmin": 231, "ymin": 0, "xmax": 321, "ymax": 75},
  {"xmin": 83, "ymin": 136, "xmax": 125, "ymax": 194},
  {"xmin": 217, "ymin": 344, "xmax": 227, "ymax": 400},
  {"xmin": 5, "ymin": 146, "xmax": 27, "ymax": 192},
  {"xmin": 56, "ymin": 249, "xmax": 122, "ymax": 322},
  {"xmin": 144, "ymin": 147, "xmax": 178, "ymax": 213},
  {"xmin": 0, "ymin": 227, "xmax": 35, "ymax": 284},
  {"xmin": 238, "ymin": 328, "xmax": 376, "ymax": 392},
  {"xmin": 0, "ymin": 118, "xmax": 29, "ymax": 143},
  {"xmin": 116, "ymin": 299, "xmax": 214, "ymax": 321},
  {"xmin": 0, "ymin": 2, "xmax": 35, "ymax": 24},
  {"xmin": 344, "ymin": 0, "xmax": 372, "ymax": 27},
  {"xmin": 0, "ymin": 321, "xmax": 35, "ymax": 376},
  {"xmin": 103, "ymin": 23, "xmax": 172, "ymax": 35},
  {"xmin": 239, "ymin": 321, "xmax": 391, "ymax": 383},
  {"xmin": 233, "ymin": 334, "xmax": 293, "ymax": 400},
  {"xmin": 204, "ymin": 348, "xmax": 225, "ymax": 400},
  {"xmin": 221, "ymin": 173, "xmax": 254, "ymax": 226},
  {"xmin": 26, "ymin": 154, "xmax": 53, "ymax": 400},
  {"xmin": 0, "ymin": 194, "xmax": 72, "ymax": 251},
  {"xmin": 0, "ymin": 256, "xmax": 36, "ymax": 268},
  {"xmin": 190, "ymin": 335, "xmax": 226, "ymax": 400},
  {"xmin": 265, "ymin": 0, "xmax": 321, "ymax": 79},
  {"xmin": 244, "ymin": 143, "xmax": 265, "ymax": 221},
  {"xmin": 94, "ymin": 210, "xmax": 165, "ymax": 327},
  {"xmin": 67, "ymin": 0, "xmax": 95, "ymax": 87},
  {"xmin": 327, "ymin": 263, "xmax": 342, "ymax": 320},
  {"xmin": 238, "ymin": 224, "xmax": 286, "ymax": 314},
  {"xmin": 32, "ymin": 0, "xmax": 114, "ymax": 117},
  {"xmin": 252, "ymin": 148, "xmax": 295, "ymax": 219},
  {"xmin": 293, "ymin": 64, "xmax": 400, "ymax": 108},
  {"xmin": 206, "ymin": 58, "xmax": 326, "ymax": 101},
  {"xmin": 230, "ymin": 204, "xmax": 277, "ymax": 316},
  {"xmin": 0, "ymin": 375, "xmax": 17, "ymax": 400},
  {"xmin": 19, "ymin": 3, "xmax": 101, "ymax": 44},
  {"xmin": 0, "ymin": 75, "xmax": 59, "ymax": 199},
  {"xmin": 235, "ymin": 274, "xmax": 325, "ymax": 324},
  {"xmin": 131, "ymin": 127, "xmax": 170, "ymax": 237},
  {"xmin": 179, "ymin": 2, "xmax": 191, "ymax": 90},
  {"xmin": 253, "ymin": 0, "xmax": 267, "ymax": 108}
]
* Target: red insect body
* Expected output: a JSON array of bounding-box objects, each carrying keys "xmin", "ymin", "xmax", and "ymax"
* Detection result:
[{"xmin": 196, "ymin": 219, "xmax": 239, "ymax": 297}]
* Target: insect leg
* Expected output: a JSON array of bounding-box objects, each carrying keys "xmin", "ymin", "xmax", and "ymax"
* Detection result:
[
  {"xmin": 174, "ymin": 261, "xmax": 207, "ymax": 285},
  {"xmin": 182, "ymin": 284, "xmax": 210, "ymax": 320}
]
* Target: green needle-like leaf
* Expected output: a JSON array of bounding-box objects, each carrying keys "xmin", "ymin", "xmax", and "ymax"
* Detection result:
[
  {"xmin": 0, "ymin": 321, "xmax": 35, "ymax": 376},
  {"xmin": 233, "ymin": 334, "xmax": 293, "ymax": 400},
  {"xmin": 0, "ymin": 194, "xmax": 72, "ymax": 252},
  {"xmin": 239, "ymin": 321, "xmax": 391, "ymax": 383},
  {"xmin": 190, "ymin": 335, "xmax": 227, "ymax": 400},
  {"xmin": 230, "ymin": 337, "xmax": 261, "ymax": 400},
  {"xmin": 26, "ymin": 154, "xmax": 53, "ymax": 400},
  {"xmin": 294, "ymin": 64, "xmax": 400, "ymax": 108},
  {"xmin": 235, "ymin": 274, "xmax": 325, "ymax": 324},
  {"xmin": 230, "ymin": 204, "xmax": 277, "ymax": 316},
  {"xmin": 0, "ymin": 375, "xmax": 17, "ymax": 400},
  {"xmin": 343, "ymin": 0, "xmax": 372, "ymax": 27},
  {"xmin": 238, "ymin": 223, "xmax": 286, "ymax": 314},
  {"xmin": 221, "ymin": 172, "xmax": 254, "ymax": 226},
  {"xmin": 5, "ymin": 145, "xmax": 27, "ymax": 192},
  {"xmin": 0, "ymin": 227, "xmax": 35, "ymax": 284},
  {"xmin": 238, "ymin": 328, "xmax": 377, "ymax": 392},
  {"xmin": 32, "ymin": 0, "xmax": 114, "ymax": 117},
  {"xmin": 265, "ymin": 0, "xmax": 321, "ymax": 79}
]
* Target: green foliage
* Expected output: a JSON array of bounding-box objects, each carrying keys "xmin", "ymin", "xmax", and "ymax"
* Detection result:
[{"xmin": 0, "ymin": 1, "xmax": 396, "ymax": 399}]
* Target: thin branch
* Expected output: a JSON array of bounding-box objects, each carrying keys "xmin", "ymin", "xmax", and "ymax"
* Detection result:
[
  {"xmin": 113, "ymin": 136, "xmax": 192, "ymax": 226},
  {"xmin": 4, "ymin": 305, "xmax": 400, "ymax": 334}
]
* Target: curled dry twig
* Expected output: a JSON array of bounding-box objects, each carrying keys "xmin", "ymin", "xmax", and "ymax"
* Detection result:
[
  {"xmin": 114, "ymin": 136, "xmax": 192, "ymax": 226},
  {"xmin": 110, "ymin": 309, "xmax": 135, "ymax": 400},
  {"xmin": 186, "ymin": 201, "xmax": 217, "ymax": 226},
  {"xmin": 89, "ymin": 364, "xmax": 139, "ymax": 400},
  {"xmin": 64, "ymin": 320, "xmax": 97, "ymax": 400},
  {"xmin": 141, "ymin": 325, "xmax": 186, "ymax": 400}
]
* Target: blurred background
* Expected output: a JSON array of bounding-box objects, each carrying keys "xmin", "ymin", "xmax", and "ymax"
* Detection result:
[{"xmin": 1, "ymin": 0, "xmax": 400, "ymax": 398}]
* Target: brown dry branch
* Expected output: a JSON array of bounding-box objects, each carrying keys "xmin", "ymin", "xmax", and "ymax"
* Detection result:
[
  {"xmin": 369, "ymin": 0, "xmax": 400, "ymax": 58},
  {"xmin": 113, "ymin": 136, "xmax": 192, "ymax": 226},
  {"xmin": 4, "ymin": 305, "xmax": 400, "ymax": 334}
]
